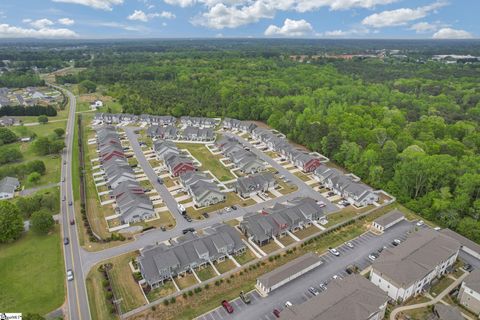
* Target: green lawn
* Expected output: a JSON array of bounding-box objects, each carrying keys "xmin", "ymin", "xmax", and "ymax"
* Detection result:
[
  {"xmin": 430, "ymin": 277, "xmax": 454, "ymax": 297},
  {"xmin": 215, "ymin": 259, "xmax": 236, "ymax": 274},
  {"xmin": 176, "ymin": 273, "xmax": 199, "ymax": 290},
  {"xmin": 235, "ymin": 250, "xmax": 256, "ymax": 265},
  {"xmin": 176, "ymin": 143, "xmax": 234, "ymax": 181},
  {"xmin": 146, "ymin": 281, "xmax": 177, "ymax": 302},
  {"xmin": 196, "ymin": 265, "xmax": 216, "ymax": 281},
  {"xmin": 0, "ymin": 227, "xmax": 64, "ymax": 315}
]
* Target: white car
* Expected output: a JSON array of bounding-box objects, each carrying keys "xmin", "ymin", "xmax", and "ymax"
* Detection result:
[
  {"xmin": 225, "ymin": 207, "xmax": 232, "ymax": 212},
  {"xmin": 345, "ymin": 242, "xmax": 354, "ymax": 248},
  {"xmin": 67, "ymin": 269, "xmax": 74, "ymax": 281},
  {"xmin": 416, "ymin": 220, "xmax": 424, "ymax": 226},
  {"xmin": 332, "ymin": 275, "xmax": 341, "ymax": 280},
  {"xmin": 285, "ymin": 301, "xmax": 293, "ymax": 308},
  {"xmin": 329, "ymin": 247, "xmax": 340, "ymax": 256},
  {"xmin": 317, "ymin": 201, "xmax": 326, "ymax": 208}
]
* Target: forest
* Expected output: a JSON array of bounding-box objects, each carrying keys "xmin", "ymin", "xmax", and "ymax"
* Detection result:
[{"xmin": 49, "ymin": 40, "xmax": 479, "ymax": 242}]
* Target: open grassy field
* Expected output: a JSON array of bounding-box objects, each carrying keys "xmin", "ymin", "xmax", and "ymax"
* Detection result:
[
  {"xmin": 0, "ymin": 227, "xmax": 64, "ymax": 315},
  {"xmin": 176, "ymin": 142, "xmax": 235, "ymax": 181},
  {"xmin": 12, "ymin": 120, "xmax": 66, "ymax": 137}
]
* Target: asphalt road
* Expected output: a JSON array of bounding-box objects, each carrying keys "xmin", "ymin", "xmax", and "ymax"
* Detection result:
[
  {"xmin": 197, "ymin": 220, "xmax": 417, "ymax": 320},
  {"xmin": 52, "ymin": 83, "xmax": 91, "ymax": 320}
]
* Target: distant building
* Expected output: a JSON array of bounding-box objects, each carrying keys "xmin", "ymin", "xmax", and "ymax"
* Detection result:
[
  {"xmin": 371, "ymin": 209, "xmax": 405, "ymax": 233},
  {"xmin": 458, "ymin": 268, "xmax": 480, "ymax": 316},
  {"xmin": 279, "ymin": 274, "xmax": 388, "ymax": 320},
  {"xmin": 0, "ymin": 177, "xmax": 20, "ymax": 199},
  {"xmin": 370, "ymin": 229, "xmax": 460, "ymax": 302},
  {"xmin": 0, "ymin": 116, "xmax": 20, "ymax": 127}
]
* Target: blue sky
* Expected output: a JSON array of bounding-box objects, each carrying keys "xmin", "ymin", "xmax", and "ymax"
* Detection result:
[{"xmin": 0, "ymin": 0, "xmax": 477, "ymax": 39}]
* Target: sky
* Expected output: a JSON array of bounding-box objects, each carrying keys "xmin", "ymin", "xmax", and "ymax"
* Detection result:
[{"xmin": 0, "ymin": 0, "xmax": 478, "ymax": 39}]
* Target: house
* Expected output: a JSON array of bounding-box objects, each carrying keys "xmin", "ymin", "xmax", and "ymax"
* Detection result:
[
  {"xmin": 222, "ymin": 118, "xmax": 241, "ymax": 130},
  {"xmin": 180, "ymin": 172, "xmax": 225, "ymax": 207},
  {"xmin": 314, "ymin": 167, "xmax": 379, "ymax": 207},
  {"xmin": 103, "ymin": 162, "xmax": 137, "ymax": 189},
  {"xmin": 279, "ymin": 274, "xmax": 388, "ymax": 320},
  {"xmin": 216, "ymin": 137, "xmax": 245, "ymax": 157},
  {"xmin": 458, "ymin": 268, "xmax": 480, "ymax": 315},
  {"xmin": 147, "ymin": 125, "xmax": 178, "ymax": 140},
  {"xmin": 181, "ymin": 126, "xmax": 215, "ymax": 141},
  {"xmin": 0, "ymin": 177, "xmax": 20, "ymax": 199},
  {"xmin": 150, "ymin": 115, "xmax": 177, "ymax": 126},
  {"xmin": 229, "ymin": 149, "xmax": 265, "ymax": 174},
  {"xmin": 164, "ymin": 154, "xmax": 195, "ymax": 177},
  {"xmin": 290, "ymin": 152, "xmax": 321, "ymax": 173},
  {"xmin": 0, "ymin": 116, "xmax": 20, "ymax": 126},
  {"xmin": 112, "ymin": 181, "xmax": 155, "ymax": 224},
  {"xmin": 153, "ymin": 140, "xmax": 179, "ymax": 160},
  {"xmin": 90, "ymin": 100, "xmax": 103, "ymax": 110},
  {"xmin": 138, "ymin": 223, "xmax": 246, "ymax": 288},
  {"xmin": 372, "ymin": 209, "xmax": 405, "ymax": 232},
  {"xmin": 432, "ymin": 304, "xmax": 464, "ymax": 320},
  {"xmin": 370, "ymin": 229, "xmax": 460, "ymax": 302},
  {"xmin": 440, "ymin": 228, "xmax": 480, "ymax": 261},
  {"xmin": 234, "ymin": 172, "xmax": 277, "ymax": 198},
  {"xmin": 239, "ymin": 121, "xmax": 257, "ymax": 133},
  {"xmin": 180, "ymin": 116, "xmax": 217, "ymax": 128},
  {"xmin": 239, "ymin": 198, "xmax": 325, "ymax": 245}
]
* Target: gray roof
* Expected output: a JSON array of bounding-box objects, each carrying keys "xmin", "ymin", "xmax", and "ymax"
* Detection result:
[
  {"xmin": 433, "ymin": 304, "xmax": 464, "ymax": 320},
  {"xmin": 440, "ymin": 228, "xmax": 480, "ymax": 257},
  {"xmin": 373, "ymin": 209, "xmax": 405, "ymax": 228},
  {"xmin": 463, "ymin": 268, "xmax": 480, "ymax": 293},
  {"xmin": 235, "ymin": 172, "xmax": 276, "ymax": 195},
  {"xmin": 112, "ymin": 181, "xmax": 154, "ymax": 222},
  {"xmin": 189, "ymin": 180, "xmax": 223, "ymax": 201},
  {"xmin": 279, "ymin": 274, "xmax": 388, "ymax": 320},
  {"xmin": 258, "ymin": 253, "xmax": 322, "ymax": 289},
  {"xmin": 0, "ymin": 176, "xmax": 20, "ymax": 194},
  {"xmin": 372, "ymin": 229, "xmax": 460, "ymax": 288}
]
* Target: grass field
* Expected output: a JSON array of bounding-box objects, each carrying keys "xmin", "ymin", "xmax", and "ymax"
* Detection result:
[
  {"xmin": 146, "ymin": 281, "xmax": 177, "ymax": 302},
  {"xmin": 235, "ymin": 250, "xmax": 256, "ymax": 265},
  {"xmin": 176, "ymin": 273, "xmax": 199, "ymax": 290},
  {"xmin": 0, "ymin": 227, "xmax": 64, "ymax": 315},
  {"xmin": 86, "ymin": 266, "xmax": 117, "ymax": 320},
  {"xmin": 176, "ymin": 143, "xmax": 235, "ymax": 181},
  {"xmin": 196, "ymin": 265, "xmax": 217, "ymax": 281},
  {"xmin": 12, "ymin": 120, "xmax": 66, "ymax": 137}
]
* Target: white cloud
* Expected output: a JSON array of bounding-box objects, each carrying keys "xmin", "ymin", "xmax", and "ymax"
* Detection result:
[
  {"xmin": 58, "ymin": 18, "xmax": 75, "ymax": 25},
  {"xmin": 433, "ymin": 28, "xmax": 473, "ymax": 39},
  {"xmin": 52, "ymin": 0, "xmax": 124, "ymax": 11},
  {"xmin": 265, "ymin": 18, "xmax": 313, "ymax": 37},
  {"xmin": 409, "ymin": 22, "xmax": 438, "ymax": 33},
  {"xmin": 362, "ymin": 1, "xmax": 447, "ymax": 28},
  {"xmin": 190, "ymin": 0, "xmax": 398, "ymax": 29},
  {"xmin": 321, "ymin": 26, "xmax": 370, "ymax": 37},
  {"xmin": 323, "ymin": 29, "xmax": 348, "ymax": 37},
  {"xmin": 29, "ymin": 18, "xmax": 54, "ymax": 29},
  {"xmin": 96, "ymin": 21, "xmax": 145, "ymax": 32},
  {"xmin": 128, "ymin": 10, "xmax": 176, "ymax": 22},
  {"xmin": 0, "ymin": 23, "xmax": 78, "ymax": 38}
]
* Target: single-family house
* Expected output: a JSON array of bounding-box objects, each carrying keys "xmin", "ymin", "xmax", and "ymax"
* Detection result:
[
  {"xmin": 0, "ymin": 177, "xmax": 20, "ymax": 199},
  {"xmin": 165, "ymin": 154, "xmax": 195, "ymax": 177},
  {"xmin": 230, "ymin": 149, "xmax": 265, "ymax": 174},
  {"xmin": 153, "ymin": 140, "xmax": 179, "ymax": 160}
]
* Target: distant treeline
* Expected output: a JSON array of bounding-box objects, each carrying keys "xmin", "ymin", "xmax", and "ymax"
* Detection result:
[
  {"xmin": 0, "ymin": 105, "xmax": 57, "ymax": 117},
  {"xmin": 0, "ymin": 71, "xmax": 45, "ymax": 88}
]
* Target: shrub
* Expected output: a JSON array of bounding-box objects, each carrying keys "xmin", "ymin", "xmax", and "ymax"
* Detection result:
[
  {"xmin": 151, "ymin": 306, "xmax": 156, "ymax": 311},
  {"xmin": 182, "ymin": 293, "xmax": 187, "ymax": 299},
  {"xmin": 188, "ymin": 291, "xmax": 193, "ymax": 296},
  {"xmin": 163, "ymin": 300, "xmax": 169, "ymax": 306},
  {"xmin": 170, "ymin": 297, "xmax": 176, "ymax": 304},
  {"xmin": 204, "ymin": 284, "xmax": 210, "ymax": 290}
]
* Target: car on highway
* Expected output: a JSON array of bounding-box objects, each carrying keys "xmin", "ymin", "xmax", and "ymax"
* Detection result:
[
  {"xmin": 157, "ymin": 177, "xmax": 163, "ymax": 184},
  {"xmin": 64, "ymin": 237, "xmax": 69, "ymax": 245},
  {"xmin": 69, "ymin": 201, "xmax": 73, "ymax": 206},
  {"xmin": 392, "ymin": 239, "xmax": 401, "ymax": 246},
  {"xmin": 70, "ymin": 219, "xmax": 75, "ymax": 225},
  {"xmin": 368, "ymin": 252, "xmax": 379, "ymax": 261},
  {"xmin": 273, "ymin": 309, "xmax": 281, "ymax": 318},
  {"xmin": 329, "ymin": 247, "xmax": 340, "ymax": 256},
  {"xmin": 285, "ymin": 301, "xmax": 293, "ymax": 308},
  {"xmin": 222, "ymin": 300, "xmax": 234, "ymax": 313},
  {"xmin": 308, "ymin": 286, "xmax": 319, "ymax": 296},
  {"xmin": 67, "ymin": 269, "xmax": 74, "ymax": 281},
  {"xmin": 319, "ymin": 282, "xmax": 327, "ymax": 291},
  {"xmin": 345, "ymin": 241, "xmax": 354, "ymax": 248},
  {"xmin": 182, "ymin": 228, "xmax": 195, "ymax": 234},
  {"xmin": 239, "ymin": 291, "xmax": 251, "ymax": 304}
]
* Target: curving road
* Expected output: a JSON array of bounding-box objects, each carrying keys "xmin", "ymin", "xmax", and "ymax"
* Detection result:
[{"xmin": 51, "ymin": 83, "xmax": 91, "ymax": 320}]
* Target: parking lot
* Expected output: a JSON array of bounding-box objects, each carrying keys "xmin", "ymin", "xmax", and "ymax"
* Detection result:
[{"xmin": 196, "ymin": 220, "xmax": 419, "ymax": 320}]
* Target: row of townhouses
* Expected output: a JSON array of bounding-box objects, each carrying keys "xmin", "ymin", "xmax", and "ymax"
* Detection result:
[
  {"xmin": 138, "ymin": 223, "xmax": 246, "ymax": 288},
  {"xmin": 153, "ymin": 140, "xmax": 196, "ymax": 177},
  {"xmin": 179, "ymin": 172, "xmax": 225, "ymax": 208},
  {"xmin": 239, "ymin": 197, "xmax": 326, "ymax": 246},
  {"xmin": 94, "ymin": 113, "xmax": 176, "ymax": 126},
  {"xmin": 96, "ymin": 126, "xmax": 155, "ymax": 224},
  {"xmin": 222, "ymin": 118, "xmax": 258, "ymax": 133},
  {"xmin": 180, "ymin": 116, "xmax": 218, "ymax": 128},
  {"xmin": 314, "ymin": 167, "xmax": 378, "ymax": 207},
  {"xmin": 215, "ymin": 136, "xmax": 265, "ymax": 174},
  {"xmin": 251, "ymin": 127, "xmax": 321, "ymax": 173},
  {"xmin": 234, "ymin": 172, "xmax": 277, "ymax": 198},
  {"xmin": 147, "ymin": 125, "xmax": 215, "ymax": 142}
]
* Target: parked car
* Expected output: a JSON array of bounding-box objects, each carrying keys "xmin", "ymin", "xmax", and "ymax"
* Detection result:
[
  {"xmin": 67, "ymin": 269, "xmax": 74, "ymax": 281},
  {"xmin": 182, "ymin": 228, "xmax": 195, "ymax": 234},
  {"xmin": 327, "ymin": 191, "xmax": 335, "ymax": 197},
  {"xmin": 273, "ymin": 309, "xmax": 281, "ymax": 318},
  {"xmin": 329, "ymin": 247, "xmax": 340, "ymax": 256},
  {"xmin": 225, "ymin": 207, "xmax": 232, "ymax": 212},
  {"xmin": 64, "ymin": 160, "xmax": 66, "ymax": 165},
  {"xmin": 317, "ymin": 201, "xmax": 326, "ymax": 208},
  {"xmin": 202, "ymin": 212, "xmax": 209, "ymax": 218},
  {"xmin": 332, "ymin": 275, "xmax": 342, "ymax": 280},
  {"xmin": 392, "ymin": 239, "xmax": 401, "ymax": 246},
  {"xmin": 345, "ymin": 241, "xmax": 354, "ymax": 248},
  {"xmin": 463, "ymin": 264, "xmax": 474, "ymax": 272},
  {"xmin": 157, "ymin": 177, "xmax": 163, "ymax": 184},
  {"xmin": 416, "ymin": 220, "xmax": 424, "ymax": 226},
  {"xmin": 319, "ymin": 282, "xmax": 327, "ymax": 291},
  {"xmin": 222, "ymin": 300, "xmax": 234, "ymax": 313},
  {"xmin": 62, "ymin": 177, "xmax": 65, "ymax": 182},
  {"xmin": 368, "ymin": 252, "xmax": 379, "ymax": 261},
  {"xmin": 231, "ymin": 205, "xmax": 237, "ymax": 210},
  {"xmin": 239, "ymin": 291, "xmax": 251, "ymax": 304},
  {"xmin": 308, "ymin": 287, "xmax": 319, "ymax": 296},
  {"xmin": 345, "ymin": 265, "xmax": 358, "ymax": 275},
  {"xmin": 319, "ymin": 218, "xmax": 328, "ymax": 225},
  {"xmin": 160, "ymin": 226, "xmax": 166, "ymax": 232},
  {"xmin": 64, "ymin": 237, "xmax": 69, "ymax": 245},
  {"xmin": 285, "ymin": 301, "xmax": 293, "ymax": 308},
  {"xmin": 185, "ymin": 215, "xmax": 192, "ymax": 222}
]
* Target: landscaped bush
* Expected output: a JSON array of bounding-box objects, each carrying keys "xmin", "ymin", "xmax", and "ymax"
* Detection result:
[{"xmin": 163, "ymin": 300, "xmax": 169, "ymax": 306}]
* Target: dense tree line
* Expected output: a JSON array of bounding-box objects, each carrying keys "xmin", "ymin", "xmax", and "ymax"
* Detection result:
[
  {"xmin": 0, "ymin": 71, "xmax": 44, "ymax": 87},
  {"xmin": 0, "ymin": 159, "xmax": 46, "ymax": 180},
  {"xmin": 0, "ymin": 105, "xmax": 57, "ymax": 117}
]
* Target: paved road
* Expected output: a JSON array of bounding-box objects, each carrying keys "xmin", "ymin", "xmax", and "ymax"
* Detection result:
[
  {"xmin": 51, "ymin": 83, "xmax": 91, "ymax": 320},
  {"xmin": 197, "ymin": 220, "xmax": 417, "ymax": 320}
]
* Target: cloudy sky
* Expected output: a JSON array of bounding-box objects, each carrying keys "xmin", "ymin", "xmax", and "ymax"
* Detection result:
[{"xmin": 0, "ymin": 0, "xmax": 477, "ymax": 39}]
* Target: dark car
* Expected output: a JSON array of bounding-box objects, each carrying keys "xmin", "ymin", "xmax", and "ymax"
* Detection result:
[
  {"xmin": 70, "ymin": 219, "xmax": 75, "ymax": 225},
  {"xmin": 222, "ymin": 300, "xmax": 234, "ymax": 313},
  {"xmin": 157, "ymin": 177, "xmax": 164, "ymax": 184},
  {"xmin": 239, "ymin": 291, "xmax": 251, "ymax": 304},
  {"xmin": 345, "ymin": 265, "xmax": 358, "ymax": 275},
  {"xmin": 182, "ymin": 228, "xmax": 195, "ymax": 234},
  {"xmin": 202, "ymin": 212, "xmax": 209, "ymax": 219},
  {"xmin": 464, "ymin": 264, "xmax": 474, "ymax": 272},
  {"xmin": 64, "ymin": 237, "xmax": 69, "ymax": 245},
  {"xmin": 273, "ymin": 309, "xmax": 281, "ymax": 318},
  {"xmin": 185, "ymin": 215, "xmax": 192, "ymax": 222},
  {"xmin": 69, "ymin": 201, "xmax": 73, "ymax": 206},
  {"xmin": 160, "ymin": 226, "xmax": 166, "ymax": 232},
  {"xmin": 231, "ymin": 205, "xmax": 237, "ymax": 210}
]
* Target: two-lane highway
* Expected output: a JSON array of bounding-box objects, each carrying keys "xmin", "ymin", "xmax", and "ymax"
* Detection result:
[{"xmin": 52, "ymin": 83, "xmax": 91, "ymax": 320}]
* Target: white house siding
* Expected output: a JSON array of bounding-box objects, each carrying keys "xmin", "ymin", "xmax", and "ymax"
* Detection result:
[{"xmin": 459, "ymin": 283, "xmax": 480, "ymax": 314}]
